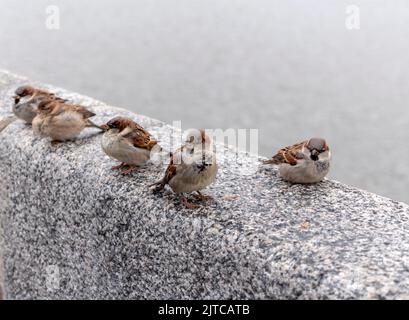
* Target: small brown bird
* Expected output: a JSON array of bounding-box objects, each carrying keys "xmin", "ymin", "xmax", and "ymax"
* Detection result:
[
  {"xmin": 13, "ymin": 85, "xmax": 66, "ymax": 124},
  {"xmin": 0, "ymin": 85, "xmax": 67, "ymax": 133},
  {"xmin": 150, "ymin": 129, "xmax": 218, "ymax": 209},
  {"xmin": 32, "ymin": 99, "xmax": 103, "ymax": 144},
  {"xmin": 100, "ymin": 116, "xmax": 162, "ymax": 174},
  {"xmin": 263, "ymin": 138, "xmax": 331, "ymax": 184}
]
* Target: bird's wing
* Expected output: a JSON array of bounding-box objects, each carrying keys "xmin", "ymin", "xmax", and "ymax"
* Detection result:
[
  {"xmin": 162, "ymin": 144, "xmax": 192, "ymax": 184},
  {"xmin": 163, "ymin": 162, "xmax": 177, "ymax": 185},
  {"xmin": 120, "ymin": 125, "xmax": 158, "ymax": 150},
  {"xmin": 32, "ymin": 89, "xmax": 67, "ymax": 103},
  {"xmin": 69, "ymin": 105, "xmax": 96, "ymax": 119},
  {"xmin": 264, "ymin": 141, "xmax": 307, "ymax": 166},
  {"xmin": 159, "ymin": 148, "xmax": 186, "ymax": 186}
]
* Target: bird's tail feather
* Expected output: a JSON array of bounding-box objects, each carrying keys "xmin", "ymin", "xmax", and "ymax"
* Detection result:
[
  {"xmin": 262, "ymin": 158, "xmax": 277, "ymax": 165},
  {"xmin": 148, "ymin": 176, "xmax": 165, "ymax": 188},
  {"xmin": 148, "ymin": 178, "xmax": 166, "ymax": 192},
  {"xmin": 86, "ymin": 119, "xmax": 105, "ymax": 131}
]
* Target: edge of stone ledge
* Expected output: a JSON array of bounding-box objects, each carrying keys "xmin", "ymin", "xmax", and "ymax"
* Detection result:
[
  {"xmin": 1, "ymin": 68, "xmax": 408, "ymax": 209},
  {"xmin": 325, "ymin": 179, "xmax": 408, "ymax": 207}
]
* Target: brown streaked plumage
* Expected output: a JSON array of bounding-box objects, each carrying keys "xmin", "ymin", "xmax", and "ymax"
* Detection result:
[
  {"xmin": 263, "ymin": 141, "xmax": 307, "ymax": 166},
  {"xmin": 101, "ymin": 116, "xmax": 162, "ymax": 174},
  {"xmin": 150, "ymin": 129, "xmax": 218, "ymax": 209},
  {"xmin": 0, "ymin": 85, "xmax": 68, "ymax": 132},
  {"xmin": 32, "ymin": 99, "xmax": 103, "ymax": 143},
  {"xmin": 12, "ymin": 85, "xmax": 67, "ymax": 124},
  {"xmin": 263, "ymin": 138, "xmax": 331, "ymax": 184}
]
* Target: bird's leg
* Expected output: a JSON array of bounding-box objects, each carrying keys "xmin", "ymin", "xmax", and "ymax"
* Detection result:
[
  {"xmin": 181, "ymin": 195, "xmax": 199, "ymax": 209},
  {"xmin": 120, "ymin": 165, "xmax": 138, "ymax": 175},
  {"xmin": 194, "ymin": 191, "xmax": 213, "ymax": 201},
  {"xmin": 111, "ymin": 162, "xmax": 127, "ymax": 171}
]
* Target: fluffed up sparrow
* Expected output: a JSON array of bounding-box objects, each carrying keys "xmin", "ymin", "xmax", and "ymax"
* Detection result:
[
  {"xmin": 100, "ymin": 116, "xmax": 163, "ymax": 174},
  {"xmin": 0, "ymin": 85, "xmax": 67, "ymax": 133},
  {"xmin": 13, "ymin": 85, "xmax": 66, "ymax": 124},
  {"xmin": 32, "ymin": 99, "xmax": 103, "ymax": 144},
  {"xmin": 150, "ymin": 129, "xmax": 218, "ymax": 209},
  {"xmin": 263, "ymin": 137, "xmax": 331, "ymax": 184}
]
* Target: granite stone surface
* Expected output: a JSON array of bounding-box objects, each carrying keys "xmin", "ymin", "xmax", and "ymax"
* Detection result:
[{"xmin": 1, "ymin": 70, "xmax": 409, "ymax": 299}]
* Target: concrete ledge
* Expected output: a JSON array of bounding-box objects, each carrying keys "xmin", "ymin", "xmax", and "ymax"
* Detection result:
[{"xmin": 1, "ymin": 70, "xmax": 409, "ymax": 299}]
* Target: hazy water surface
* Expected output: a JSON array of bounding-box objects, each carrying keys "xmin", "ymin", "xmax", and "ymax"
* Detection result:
[{"xmin": 0, "ymin": 0, "xmax": 408, "ymax": 203}]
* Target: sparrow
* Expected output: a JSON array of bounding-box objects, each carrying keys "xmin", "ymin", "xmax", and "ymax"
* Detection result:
[
  {"xmin": 150, "ymin": 129, "xmax": 218, "ymax": 209},
  {"xmin": 12, "ymin": 85, "xmax": 67, "ymax": 124},
  {"xmin": 32, "ymin": 99, "xmax": 103, "ymax": 144},
  {"xmin": 0, "ymin": 86, "xmax": 67, "ymax": 133},
  {"xmin": 263, "ymin": 137, "xmax": 331, "ymax": 184},
  {"xmin": 100, "ymin": 116, "xmax": 162, "ymax": 174}
]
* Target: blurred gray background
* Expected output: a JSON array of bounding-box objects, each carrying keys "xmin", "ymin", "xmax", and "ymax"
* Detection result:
[{"xmin": 0, "ymin": 0, "xmax": 408, "ymax": 203}]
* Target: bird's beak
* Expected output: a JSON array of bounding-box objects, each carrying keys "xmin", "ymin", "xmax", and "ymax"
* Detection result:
[
  {"xmin": 13, "ymin": 95, "xmax": 20, "ymax": 104},
  {"xmin": 100, "ymin": 124, "xmax": 109, "ymax": 131},
  {"xmin": 310, "ymin": 149, "xmax": 319, "ymax": 161}
]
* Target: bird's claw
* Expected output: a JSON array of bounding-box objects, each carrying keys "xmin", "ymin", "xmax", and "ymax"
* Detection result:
[{"xmin": 181, "ymin": 197, "xmax": 200, "ymax": 209}]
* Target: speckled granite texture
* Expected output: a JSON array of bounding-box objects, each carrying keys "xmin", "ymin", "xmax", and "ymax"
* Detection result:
[{"xmin": 1, "ymin": 70, "xmax": 409, "ymax": 299}]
